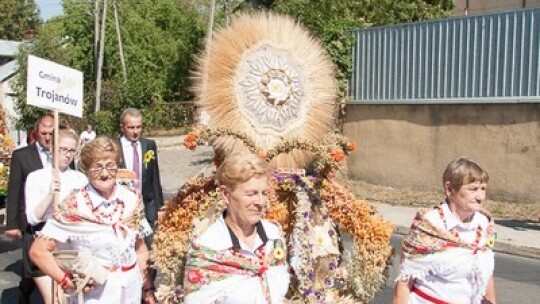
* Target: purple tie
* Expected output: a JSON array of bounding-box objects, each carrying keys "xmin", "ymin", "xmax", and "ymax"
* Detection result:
[{"xmin": 131, "ymin": 141, "xmax": 141, "ymax": 190}]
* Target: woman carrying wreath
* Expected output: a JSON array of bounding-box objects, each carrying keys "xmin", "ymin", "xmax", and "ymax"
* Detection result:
[
  {"xmin": 29, "ymin": 137, "xmax": 155, "ymax": 303},
  {"xmin": 183, "ymin": 153, "xmax": 290, "ymax": 304},
  {"xmin": 393, "ymin": 157, "xmax": 497, "ymax": 304}
]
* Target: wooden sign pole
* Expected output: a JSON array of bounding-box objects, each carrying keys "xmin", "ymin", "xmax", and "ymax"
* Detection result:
[{"xmin": 53, "ymin": 109, "xmax": 59, "ymax": 206}]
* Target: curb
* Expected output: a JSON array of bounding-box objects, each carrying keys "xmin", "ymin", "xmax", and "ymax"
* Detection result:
[{"xmin": 393, "ymin": 225, "xmax": 540, "ymax": 260}]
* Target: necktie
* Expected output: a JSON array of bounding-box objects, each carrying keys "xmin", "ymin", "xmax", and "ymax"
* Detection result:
[
  {"xmin": 43, "ymin": 149, "xmax": 52, "ymax": 165},
  {"xmin": 131, "ymin": 142, "xmax": 141, "ymax": 190}
]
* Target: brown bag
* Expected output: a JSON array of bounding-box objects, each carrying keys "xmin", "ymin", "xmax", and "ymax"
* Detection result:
[
  {"xmin": 53, "ymin": 250, "xmax": 109, "ymax": 285},
  {"xmin": 52, "ymin": 250, "xmax": 109, "ymax": 303}
]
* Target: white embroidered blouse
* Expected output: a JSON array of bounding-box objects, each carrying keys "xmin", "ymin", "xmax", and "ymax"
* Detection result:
[{"xmin": 398, "ymin": 203, "xmax": 495, "ymax": 304}]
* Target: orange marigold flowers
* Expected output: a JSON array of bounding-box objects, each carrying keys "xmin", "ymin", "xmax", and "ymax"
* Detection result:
[
  {"xmin": 183, "ymin": 131, "xmax": 199, "ymax": 150},
  {"xmin": 256, "ymin": 150, "xmax": 269, "ymax": 161},
  {"xmin": 330, "ymin": 150, "xmax": 345, "ymax": 162},
  {"xmin": 346, "ymin": 140, "xmax": 356, "ymax": 152}
]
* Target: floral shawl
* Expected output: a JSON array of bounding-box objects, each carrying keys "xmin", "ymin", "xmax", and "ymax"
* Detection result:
[
  {"xmin": 184, "ymin": 240, "xmax": 286, "ymax": 294},
  {"xmin": 183, "ymin": 216, "xmax": 289, "ymax": 304},
  {"xmin": 400, "ymin": 205, "xmax": 495, "ymax": 260},
  {"xmin": 40, "ymin": 185, "xmax": 151, "ymax": 242},
  {"xmin": 397, "ymin": 204, "xmax": 496, "ymax": 303}
]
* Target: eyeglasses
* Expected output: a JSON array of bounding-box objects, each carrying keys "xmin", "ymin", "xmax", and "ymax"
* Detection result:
[
  {"xmin": 88, "ymin": 162, "xmax": 118, "ymax": 175},
  {"xmin": 58, "ymin": 147, "xmax": 77, "ymax": 155}
]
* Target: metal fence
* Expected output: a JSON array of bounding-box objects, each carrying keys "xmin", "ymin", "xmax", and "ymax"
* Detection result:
[{"xmin": 348, "ymin": 8, "xmax": 540, "ymax": 104}]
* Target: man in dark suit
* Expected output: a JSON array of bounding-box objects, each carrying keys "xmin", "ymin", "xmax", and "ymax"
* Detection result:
[
  {"xmin": 5, "ymin": 114, "xmax": 54, "ymax": 304},
  {"xmin": 117, "ymin": 108, "xmax": 164, "ymax": 232},
  {"xmin": 117, "ymin": 108, "xmax": 163, "ymax": 303}
]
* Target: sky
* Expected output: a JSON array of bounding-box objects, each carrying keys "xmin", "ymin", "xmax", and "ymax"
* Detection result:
[{"xmin": 36, "ymin": 0, "xmax": 63, "ymax": 21}]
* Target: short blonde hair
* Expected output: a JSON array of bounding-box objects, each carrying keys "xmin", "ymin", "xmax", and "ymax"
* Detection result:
[
  {"xmin": 216, "ymin": 153, "xmax": 268, "ymax": 189},
  {"xmin": 443, "ymin": 157, "xmax": 489, "ymax": 191},
  {"xmin": 58, "ymin": 129, "xmax": 78, "ymax": 143},
  {"xmin": 80, "ymin": 136, "xmax": 120, "ymax": 171}
]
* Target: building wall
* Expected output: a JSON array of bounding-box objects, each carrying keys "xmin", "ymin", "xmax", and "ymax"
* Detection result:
[
  {"xmin": 453, "ymin": 0, "xmax": 540, "ymax": 16},
  {"xmin": 343, "ymin": 103, "xmax": 539, "ymax": 204}
]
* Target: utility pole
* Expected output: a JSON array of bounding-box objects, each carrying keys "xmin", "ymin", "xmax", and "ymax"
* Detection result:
[
  {"xmin": 224, "ymin": 0, "xmax": 229, "ymax": 25},
  {"xmin": 113, "ymin": 0, "xmax": 127, "ymax": 82},
  {"xmin": 94, "ymin": 0, "xmax": 100, "ymax": 82},
  {"xmin": 95, "ymin": 0, "xmax": 108, "ymax": 112}
]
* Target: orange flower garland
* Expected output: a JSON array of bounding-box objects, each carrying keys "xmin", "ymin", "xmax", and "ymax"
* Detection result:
[
  {"xmin": 321, "ymin": 180, "xmax": 394, "ymax": 301},
  {"xmin": 184, "ymin": 127, "xmax": 358, "ymax": 179},
  {"xmin": 152, "ymin": 176, "xmax": 219, "ymax": 302}
]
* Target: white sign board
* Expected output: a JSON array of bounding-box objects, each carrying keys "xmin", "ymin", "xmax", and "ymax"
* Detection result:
[{"xmin": 26, "ymin": 55, "xmax": 84, "ymax": 117}]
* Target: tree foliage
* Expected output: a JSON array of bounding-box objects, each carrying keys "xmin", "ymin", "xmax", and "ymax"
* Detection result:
[
  {"xmin": 14, "ymin": 0, "xmax": 206, "ymax": 135},
  {"xmin": 12, "ymin": 0, "xmax": 453, "ymax": 133},
  {"xmin": 0, "ymin": 0, "xmax": 41, "ymax": 40}
]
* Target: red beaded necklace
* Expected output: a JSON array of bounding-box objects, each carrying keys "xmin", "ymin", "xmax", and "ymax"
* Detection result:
[
  {"xmin": 82, "ymin": 188, "xmax": 126, "ymax": 223},
  {"xmin": 438, "ymin": 205, "xmax": 483, "ymax": 250}
]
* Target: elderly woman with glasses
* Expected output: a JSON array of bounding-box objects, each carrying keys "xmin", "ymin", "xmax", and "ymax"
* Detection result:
[
  {"xmin": 30, "ymin": 137, "xmax": 155, "ymax": 303},
  {"xmin": 25, "ymin": 129, "xmax": 88, "ymax": 304}
]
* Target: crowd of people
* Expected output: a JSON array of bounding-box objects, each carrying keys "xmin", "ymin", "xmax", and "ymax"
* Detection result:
[
  {"xmin": 3, "ymin": 107, "xmax": 497, "ymax": 304},
  {"xmin": 4, "ymin": 108, "xmax": 163, "ymax": 303}
]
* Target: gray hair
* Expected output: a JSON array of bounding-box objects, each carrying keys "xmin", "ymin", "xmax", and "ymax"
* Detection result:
[{"xmin": 120, "ymin": 108, "xmax": 143, "ymax": 124}]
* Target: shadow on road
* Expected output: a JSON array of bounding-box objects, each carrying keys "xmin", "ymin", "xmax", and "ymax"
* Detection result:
[
  {"xmin": 4, "ymin": 259, "xmax": 23, "ymax": 276},
  {"xmin": 495, "ymin": 219, "xmax": 540, "ymax": 231},
  {"xmin": 190, "ymin": 158, "xmax": 212, "ymax": 166},
  {"xmin": 0, "ymin": 237, "xmax": 22, "ymax": 254}
]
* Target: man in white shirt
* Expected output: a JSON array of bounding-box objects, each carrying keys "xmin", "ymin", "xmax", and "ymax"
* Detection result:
[{"xmin": 79, "ymin": 124, "xmax": 96, "ymax": 147}]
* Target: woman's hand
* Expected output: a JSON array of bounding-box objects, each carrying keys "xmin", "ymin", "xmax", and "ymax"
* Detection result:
[
  {"xmin": 49, "ymin": 173, "xmax": 61, "ymax": 196},
  {"xmin": 392, "ymin": 277, "xmax": 414, "ymax": 304},
  {"xmin": 82, "ymin": 278, "xmax": 96, "ymax": 293}
]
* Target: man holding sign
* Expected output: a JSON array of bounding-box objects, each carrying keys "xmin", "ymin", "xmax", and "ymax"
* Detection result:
[{"xmin": 5, "ymin": 114, "xmax": 54, "ymax": 303}]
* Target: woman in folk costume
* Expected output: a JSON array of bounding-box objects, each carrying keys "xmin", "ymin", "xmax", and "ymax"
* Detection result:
[
  {"xmin": 393, "ymin": 157, "xmax": 497, "ymax": 304},
  {"xmin": 30, "ymin": 137, "xmax": 155, "ymax": 303},
  {"xmin": 183, "ymin": 153, "xmax": 289, "ymax": 304}
]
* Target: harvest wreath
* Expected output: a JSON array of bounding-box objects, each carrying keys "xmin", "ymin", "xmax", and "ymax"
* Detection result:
[
  {"xmin": 151, "ymin": 130, "xmax": 393, "ymax": 303},
  {"xmin": 152, "ymin": 12, "xmax": 393, "ymax": 303}
]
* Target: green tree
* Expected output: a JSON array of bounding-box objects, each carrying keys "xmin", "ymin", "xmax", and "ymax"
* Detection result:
[
  {"xmin": 0, "ymin": 0, "xmax": 41, "ymax": 40},
  {"xmin": 13, "ymin": 0, "xmax": 206, "ymax": 135}
]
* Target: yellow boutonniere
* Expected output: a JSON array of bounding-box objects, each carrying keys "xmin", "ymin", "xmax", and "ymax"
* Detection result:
[
  {"xmin": 143, "ymin": 150, "xmax": 155, "ymax": 168},
  {"xmin": 486, "ymin": 233, "xmax": 496, "ymax": 249},
  {"xmin": 273, "ymin": 247, "xmax": 285, "ymax": 260}
]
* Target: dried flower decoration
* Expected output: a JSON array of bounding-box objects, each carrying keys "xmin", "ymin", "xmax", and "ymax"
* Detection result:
[{"xmin": 185, "ymin": 127, "xmax": 356, "ymax": 178}]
